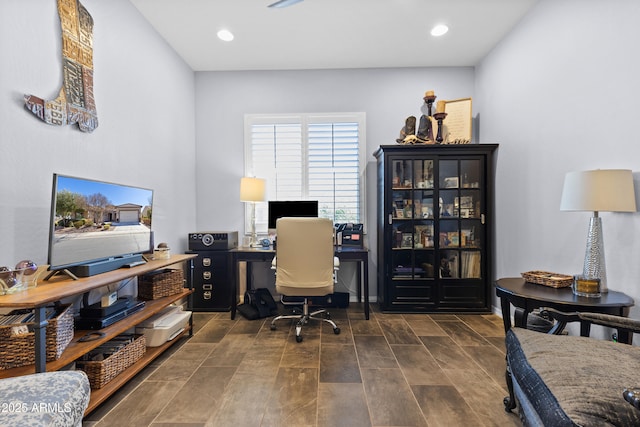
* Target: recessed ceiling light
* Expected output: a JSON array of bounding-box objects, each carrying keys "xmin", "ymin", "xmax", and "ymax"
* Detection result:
[
  {"xmin": 430, "ymin": 24, "xmax": 449, "ymax": 37},
  {"xmin": 217, "ymin": 29, "xmax": 234, "ymax": 42}
]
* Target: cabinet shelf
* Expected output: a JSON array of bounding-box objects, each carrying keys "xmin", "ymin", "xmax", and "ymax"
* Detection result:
[
  {"xmin": 0, "ymin": 289, "xmax": 192, "ymax": 379},
  {"xmin": 0, "ymin": 254, "xmax": 197, "ymax": 415},
  {"xmin": 84, "ymin": 326, "xmax": 191, "ymax": 414}
]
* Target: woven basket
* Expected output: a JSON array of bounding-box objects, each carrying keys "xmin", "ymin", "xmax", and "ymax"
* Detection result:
[
  {"xmin": 521, "ymin": 271, "xmax": 573, "ymax": 288},
  {"xmin": 138, "ymin": 268, "xmax": 184, "ymax": 300},
  {"xmin": 77, "ymin": 335, "xmax": 146, "ymax": 389},
  {"xmin": 0, "ymin": 304, "xmax": 74, "ymax": 370}
]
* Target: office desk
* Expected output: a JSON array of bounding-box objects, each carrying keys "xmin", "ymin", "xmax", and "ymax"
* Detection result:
[{"xmin": 229, "ymin": 246, "xmax": 370, "ymax": 320}]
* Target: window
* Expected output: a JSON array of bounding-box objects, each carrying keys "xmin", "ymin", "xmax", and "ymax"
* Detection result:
[{"xmin": 244, "ymin": 113, "xmax": 366, "ymax": 235}]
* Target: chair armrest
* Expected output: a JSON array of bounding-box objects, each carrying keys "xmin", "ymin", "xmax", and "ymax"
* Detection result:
[
  {"xmin": 578, "ymin": 312, "xmax": 640, "ymax": 335},
  {"xmin": 539, "ymin": 307, "xmax": 581, "ymax": 324},
  {"xmin": 541, "ymin": 308, "xmax": 640, "ymax": 343}
]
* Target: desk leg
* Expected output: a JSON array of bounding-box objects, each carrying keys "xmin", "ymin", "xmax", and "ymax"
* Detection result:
[
  {"xmin": 356, "ymin": 265, "xmax": 362, "ymax": 303},
  {"xmin": 363, "ymin": 258, "xmax": 369, "ymax": 320},
  {"xmin": 230, "ymin": 255, "xmax": 237, "ymax": 320}
]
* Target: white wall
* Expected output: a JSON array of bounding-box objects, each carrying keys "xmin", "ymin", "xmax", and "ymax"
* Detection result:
[
  {"xmin": 477, "ymin": 0, "xmax": 640, "ymax": 322},
  {"xmin": 194, "ymin": 67, "xmax": 475, "ymax": 297},
  {"xmin": 6, "ymin": 0, "xmax": 638, "ymax": 320},
  {"xmin": 0, "ymin": 1, "xmax": 197, "ymax": 271}
]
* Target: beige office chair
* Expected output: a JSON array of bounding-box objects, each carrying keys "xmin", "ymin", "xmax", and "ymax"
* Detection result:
[{"xmin": 270, "ymin": 217, "xmax": 341, "ymax": 342}]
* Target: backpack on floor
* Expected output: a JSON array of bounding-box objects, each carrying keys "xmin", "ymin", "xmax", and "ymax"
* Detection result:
[{"xmin": 237, "ymin": 288, "xmax": 278, "ymax": 320}]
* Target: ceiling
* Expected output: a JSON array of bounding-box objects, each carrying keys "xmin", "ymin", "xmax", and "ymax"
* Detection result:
[{"xmin": 130, "ymin": 0, "xmax": 538, "ymax": 72}]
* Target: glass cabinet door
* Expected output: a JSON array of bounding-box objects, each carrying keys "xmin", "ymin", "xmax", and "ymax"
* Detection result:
[
  {"xmin": 437, "ymin": 158, "xmax": 483, "ymax": 280},
  {"xmin": 390, "ymin": 159, "xmax": 435, "ymax": 280}
]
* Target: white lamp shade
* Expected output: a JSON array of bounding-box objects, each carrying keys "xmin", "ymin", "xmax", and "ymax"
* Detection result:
[
  {"xmin": 560, "ymin": 169, "xmax": 636, "ymax": 212},
  {"xmin": 240, "ymin": 177, "xmax": 266, "ymax": 202}
]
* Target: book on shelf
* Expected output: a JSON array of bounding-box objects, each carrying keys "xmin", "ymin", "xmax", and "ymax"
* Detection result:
[{"xmin": 461, "ymin": 251, "xmax": 481, "ymax": 278}]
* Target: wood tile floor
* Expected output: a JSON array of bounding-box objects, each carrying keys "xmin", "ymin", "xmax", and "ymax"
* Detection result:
[{"xmin": 83, "ymin": 303, "xmax": 521, "ymax": 426}]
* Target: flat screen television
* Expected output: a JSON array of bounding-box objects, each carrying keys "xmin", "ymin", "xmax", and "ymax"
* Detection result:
[
  {"xmin": 268, "ymin": 200, "xmax": 319, "ymax": 231},
  {"xmin": 46, "ymin": 174, "xmax": 154, "ymax": 279}
]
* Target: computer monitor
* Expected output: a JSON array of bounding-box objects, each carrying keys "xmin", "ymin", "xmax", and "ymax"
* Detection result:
[{"xmin": 268, "ymin": 200, "xmax": 319, "ymax": 232}]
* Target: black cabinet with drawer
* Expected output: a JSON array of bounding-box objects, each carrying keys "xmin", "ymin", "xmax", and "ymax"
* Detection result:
[
  {"xmin": 374, "ymin": 144, "xmax": 498, "ymax": 313},
  {"xmin": 187, "ymin": 250, "xmax": 232, "ymax": 311}
]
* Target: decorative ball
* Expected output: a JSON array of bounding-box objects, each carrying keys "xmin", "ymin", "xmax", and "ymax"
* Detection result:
[
  {"xmin": 15, "ymin": 260, "xmax": 38, "ymax": 276},
  {"xmin": 0, "ymin": 266, "xmax": 12, "ymax": 281}
]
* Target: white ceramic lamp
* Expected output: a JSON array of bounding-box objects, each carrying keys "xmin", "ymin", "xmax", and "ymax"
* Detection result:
[{"xmin": 560, "ymin": 169, "xmax": 636, "ymax": 292}]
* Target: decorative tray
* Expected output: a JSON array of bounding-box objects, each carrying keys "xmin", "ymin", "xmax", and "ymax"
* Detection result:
[{"xmin": 521, "ymin": 271, "xmax": 573, "ymax": 288}]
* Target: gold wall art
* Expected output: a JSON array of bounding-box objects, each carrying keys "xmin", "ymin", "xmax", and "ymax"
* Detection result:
[{"xmin": 24, "ymin": 0, "xmax": 98, "ymax": 133}]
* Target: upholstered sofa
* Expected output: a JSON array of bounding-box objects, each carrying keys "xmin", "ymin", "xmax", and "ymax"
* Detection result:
[
  {"xmin": 0, "ymin": 370, "xmax": 90, "ymax": 427},
  {"xmin": 504, "ymin": 309, "xmax": 640, "ymax": 426}
]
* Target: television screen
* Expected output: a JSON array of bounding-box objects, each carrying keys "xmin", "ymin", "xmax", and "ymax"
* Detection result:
[
  {"xmin": 47, "ymin": 174, "xmax": 154, "ymax": 277},
  {"xmin": 268, "ymin": 200, "xmax": 319, "ymax": 230}
]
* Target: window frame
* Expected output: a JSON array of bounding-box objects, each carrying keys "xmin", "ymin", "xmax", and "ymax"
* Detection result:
[{"xmin": 243, "ymin": 112, "xmax": 367, "ymax": 237}]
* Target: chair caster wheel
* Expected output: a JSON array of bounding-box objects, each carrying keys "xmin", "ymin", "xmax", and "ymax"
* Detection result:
[
  {"xmin": 333, "ymin": 327, "xmax": 341, "ymax": 335},
  {"xmin": 325, "ymin": 313, "xmax": 331, "ymax": 320},
  {"xmin": 270, "ymin": 324, "xmax": 276, "ymax": 330},
  {"xmin": 296, "ymin": 335, "xmax": 303, "ymax": 343}
]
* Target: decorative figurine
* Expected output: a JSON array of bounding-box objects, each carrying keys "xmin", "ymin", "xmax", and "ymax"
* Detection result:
[
  {"xmin": 416, "ymin": 115, "xmax": 435, "ymax": 144},
  {"xmin": 396, "ymin": 116, "xmax": 417, "ymax": 144}
]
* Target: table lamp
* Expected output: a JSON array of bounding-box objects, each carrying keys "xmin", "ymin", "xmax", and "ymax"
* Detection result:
[
  {"xmin": 560, "ymin": 169, "xmax": 636, "ymax": 292},
  {"xmin": 240, "ymin": 177, "xmax": 266, "ymax": 247}
]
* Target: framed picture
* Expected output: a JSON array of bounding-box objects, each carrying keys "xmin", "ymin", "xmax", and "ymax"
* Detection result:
[
  {"xmin": 443, "ymin": 97, "xmax": 472, "ymax": 144},
  {"xmin": 459, "ymin": 196, "xmax": 473, "ymax": 209},
  {"xmin": 415, "ymin": 224, "xmax": 434, "ymax": 247},
  {"xmin": 443, "ymin": 177, "xmax": 459, "ymax": 188},
  {"xmin": 401, "ymin": 233, "xmax": 413, "ymax": 248}
]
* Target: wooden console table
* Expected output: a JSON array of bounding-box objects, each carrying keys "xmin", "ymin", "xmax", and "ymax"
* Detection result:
[{"xmin": 0, "ymin": 254, "xmax": 196, "ymax": 414}]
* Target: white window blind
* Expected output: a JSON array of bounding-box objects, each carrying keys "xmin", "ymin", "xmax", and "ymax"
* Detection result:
[{"xmin": 244, "ymin": 113, "xmax": 366, "ymax": 235}]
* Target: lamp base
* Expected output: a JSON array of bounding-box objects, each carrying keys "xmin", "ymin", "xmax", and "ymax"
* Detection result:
[{"xmin": 583, "ymin": 214, "xmax": 607, "ymax": 293}]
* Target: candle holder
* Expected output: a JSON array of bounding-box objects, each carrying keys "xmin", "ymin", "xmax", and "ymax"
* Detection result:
[
  {"xmin": 423, "ymin": 95, "xmax": 437, "ymax": 116},
  {"xmin": 433, "ymin": 112, "xmax": 447, "ymax": 143}
]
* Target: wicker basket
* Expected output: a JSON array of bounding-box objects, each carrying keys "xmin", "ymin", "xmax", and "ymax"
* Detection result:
[
  {"xmin": 138, "ymin": 268, "xmax": 184, "ymax": 300},
  {"xmin": 0, "ymin": 304, "xmax": 75, "ymax": 370},
  {"xmin": 77, "ymin": 335, "xmax": 146, "ymax": 389},
  {"xmin": 521, "ymin": 271, "xmax": 573, "ymax": 288}
]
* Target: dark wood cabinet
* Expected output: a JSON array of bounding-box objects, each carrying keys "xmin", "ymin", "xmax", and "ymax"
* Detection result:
[
  {"xmin": 374, "ymin": 144, "xmax": 498, "ymax": 312},
  {"xmin": 187, "ymin": 250, "xmax": 232, "ymax": 311}
]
